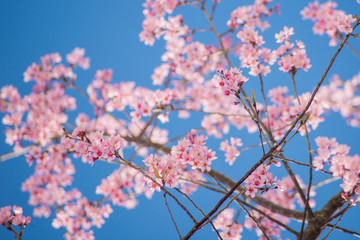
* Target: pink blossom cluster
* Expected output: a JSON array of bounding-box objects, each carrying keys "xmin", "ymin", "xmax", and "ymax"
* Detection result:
[
  {"xmin": 23, "ymin": 49, "xmax": 87, "ymax": 89},
  {"xmin": 75, "ymin": 113, "xmax": 127, "ymax": 137},
  {"xmin": 52, "ymin": 197, "xmax": 112, "ymax": 240},
  {"xmin": 22, "ymin": 138, "xmax": 77, "ymax": 217},
  {"xmin": 70, "ymin": 127, "xmax": 127, "ymax": 164},
  {"xmin": 182, "ymin": 81, "xmax": 257, "ymax": 138},
  {"xmin": 86, "ymin": 69, "xmax": 178, "ymax": 122},
  {"xmin": 244, "ymin": 165, "xmax": 277, "ymax": 198},
  {"xmin": 227, "ymin": 0, "xmax": 277, "ymax": 31},
  {"xmin": 156, "ymin": 41, "xmax": 223, "ymax": 85},
  {"xmin": 212, "ymin": 68, "xmax": 249, "ymax": 96},
  {"xmin": 22, "ymin": 136, "xmax": 115, "ymax": 240},
  {"xmin": 275, "ymin": 26, "xmax": 311, "ymax": 73},
  {"xmin": 213, "ymin": 208, "xmax": 243, "ymax": 240},
  {"xmin": 142, "ymin": 0, "xmax": 181, "ymax": 19},
  {"xmin": 301, "ymin": 1, "xmax": 356, "ymax": 46},
  {"xmin": 142, "ymin": 1, "xmax": 225, "ymax": 86},
  {"xmin": 0, "ymin": 205, "xmax": 31, "ymax": 227},
  {"xmin": 228, "ymin": 1, "xmax": 279, "ymax": 77},
  {"xmin": 236, "ymin": 31, "xmax": 277, "ymax": 76},
  {"xmin": 171, "ymin": 129, "xmax": 217, "ymax": 172},
  {"xmin": 66, "ymin": 48, "xmax": 90, "ymax": 69},
  {"xmin": 143, "ymin": 152, "xmax": 205, "ymax": 194},
  {"xmin": 264, "ymin": 86, "xmax": 325, "ymax": 139},
  {"xmin": 244, "ymin": 175, "xmax": 315, "ymax": 239},
  {"xmin": 142, "ymin": 130, "xmax": 214, "ymax": 192},
  {"xmin": 96, "ymin": 166, "xmax": 153, "ymax": 208},
  {"xmin": 220, "ymin": 137, "xmax": 243, "ymax": 165},
  {"xmin": 1, "ymin": 0, "xmax": 359, "ymax": 237},
  {"xmin": 1, "ymin": 50, "xmax": 81, "ymax": 147},
  {"xmin": 314, "ymin": 136, "xmax": 360, "ymax": 195},
  {"xmin": 143, "ymin": 153, "xmax": 180, "ymax": 191},
  {"xmin": 24, "ymin": 52, "xmax": 63, "ymax": 85},
  {"xmin": 318, "ymin": 73, "xmax": 360, "ymax": 127},
  {"xmin": 262, "ymin": 73, "xmax": 360, "ymax": 140},
  {"xmin": 140, "ymin": 0, "xmax": 186, "ymax": 46}
]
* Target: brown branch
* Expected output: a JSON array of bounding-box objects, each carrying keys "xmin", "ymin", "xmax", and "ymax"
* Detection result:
[
  {"xmin": 173, "ymin": 187, "xmax": 224, "ymax": 240},
  {"xmin": 326, "ymin": 224, "xmax": 360, "ymax": 238},
  {"xmin": 299, "ymin": 18, "xmax": 360, "ymax": 240},
  {"xmin": 124, "ymin": 136, "xmax": 305, "ymax": 221},
  {"xmin": 190, "ymin": 179, "xmax": 299, "ymax": 236},
  {"xmin": 234, "ymin": 198, "xmax": 298, "ymax": 236},
  {"xmin": 300, "ymin": 191, "xmax": 348, "ymax": 240},
  {"xmin": 163, "ymin": 191, "xmax": 182, "ymax": 238},
  {"xmin": 209, "ymin": 169, "xmax": 305, "ymax": 220}
]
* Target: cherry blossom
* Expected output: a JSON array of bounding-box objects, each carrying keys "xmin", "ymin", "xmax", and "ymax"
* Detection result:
[
  {"xmin": 314, "ymin": 136, "xmax": 360, "ymax": 197},
  {"xmin": 213, "ymin": 208, "xmax": 243, "ymax": 240},
  {"xmin": 0, "ymin": 205, "xmax": 31, "ymax": 239},
  {"xmin": 301, "ymin": 1, "xmax": 356, "ymax": 46},
  {"xmin": 275, "ymin": 26, "xmax": 311, "ymax": 73},
  {"xmin": 66, "ymin": 48, "xmax": 90, "ymax": 70},
  {"xmin": 220, "ymin": 137, "xmax": 243, "ymax": 165},
  {"xmin": 212, "ymin": 68, "xmax": 248, "ymax": 96},
  {"xmin": 1, "ymin": 1, "xmax": 360, "ymax": 240}
]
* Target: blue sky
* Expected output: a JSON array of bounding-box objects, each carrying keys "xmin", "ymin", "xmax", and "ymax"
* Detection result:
[{"xmin": 1, "ymin": 1, "xmax": 360, "ymax": 239}]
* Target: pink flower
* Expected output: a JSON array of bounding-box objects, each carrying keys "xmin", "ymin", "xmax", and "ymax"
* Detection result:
[
  {"xmin": 212, "ymin": 67, "xmax": 248, "ymax": 96},
  {"xmin": 301, "ymin": 1, "xmax": 355, "ymax": 46},
  {"xmin": 66, "ymin": 48, "xmax": 90, "ymax": 69}
]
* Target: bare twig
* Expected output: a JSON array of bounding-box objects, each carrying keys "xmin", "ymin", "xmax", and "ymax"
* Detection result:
[{"xmin": 163, "ymin": 191, "xmax": 182, "ymax": 238}]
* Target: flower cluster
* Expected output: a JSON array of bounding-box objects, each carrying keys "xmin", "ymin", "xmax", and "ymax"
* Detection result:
[
  {"xmin": 213, "ymin": 208, "xmax": 243, "ymax": 240},
  {"xmin": 264, "ymin": 86, "xmax": 325, "ymax": 139},
  {"xmin": 142, "ymin": 130, "xmax": 212, "ymax": 193},
  {"xmin": 171, "ymin": 129, "xmax": 217, "ymax": 172},
  {"xmin": 158, "ymin": 40, "xmax": 223, "ymax": 85},
  {"xmin": 71, "ymin": 127, "xmax": 127, "ymax": 164},
  {"xmin": 66, "ymin": 48, "xmax": 90, "ymax": 69},
  {"xmin": 275, "ymin": 26, "xmax": 311, "ymax": 73},
  {"xmin": 140, "ymin": 0, "xmax": 186, "ymax": 46},
  {"xmin": 96, "ymin": 166, "xmax": 153, "ymax": 208},
  {"xmin": 301, "ymin": 1, "xmax": 356, "ymax": 46},
  {"xmin": 22, "ymin": 138, "xmax": 77, "ymax": 217},
  {"xmin": 264, "ymin": 72, "xmax": 360, "ymax": 140},
  {"xmin": 181, "ymin": 80, "xmax": 257, "ymax": 139},
  {"xmin": 244, "ymin": 165, "xmax": 277, "ymax": 198},
  {"xmin": 86, "ymin": 68, "xmax": 178, "ymax": 123},
  {"xmin": 314, "ymin": 137, "xmax": 360, "ymax": 196},
  {"xmin": 52, "ymin": 197, "xmax": 112, "ymax": 240},
  {"xmin": 1, "ymin": 0, "xmax": 360, "ymax": 239},
  {"xmin": 143, "ymin": 151, "xmax": 205, "ymax": 194},
  {"xmin": 227, "ymin": 0, "xmax": 280, "ymax": 77},
  {"xmin": 236, "ymin": 27, "xmax": 277, "ymax": 76},
  {"xmin": 244, "ymin": 175, "xmax": 315, "ymax": 239},
  {"xmin": 212, "ymin": 68, "xmax": 249, "ymax": 96},
  {"xmin": 220, "ymin": 137, "xmax": 243, "ymax": 165},
  {"xmin": 1, "ymin": 50, "xmax": 82, "ymax": 148},
  {"xmin": 24, "ymin": 52, "xmax": 63, "ymax": 85},
  {"xmin": 0, "ymin": 205, "xmax": 31, "ymax": 227},
  {"xmin": 227, "ymin": 0, "xmax": 277, "ymax": 31},
  {"xmin": 318, "ymin": 73, "xmax": 360, "ymax": 127},
  {"xmin": 144, "ymin": 153, "xmax": 179, "ymax": 191}
]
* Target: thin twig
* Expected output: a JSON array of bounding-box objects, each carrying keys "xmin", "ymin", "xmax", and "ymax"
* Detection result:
[
  {"xmin": 174, "ymin": 187, "xmax": 224, "ymax": 240},
  {"xmin": 163, "ymin": 191, "xmax": 182, "ymax": 238},
  {"xmin": 326, "ymin": 224, "xmax": 360, "ymax": 238},
  {"xmin": 272, "ymin": 155, "xmax": 332, "ymax": 175},
  {"xmin": 321, "ymin": 203, "xmax": 349, "ymax": 240}
]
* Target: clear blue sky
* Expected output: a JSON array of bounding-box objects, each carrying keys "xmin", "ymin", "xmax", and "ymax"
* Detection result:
[{"xmin": 1, "ymin": 1, "xmax": 359, "ymax": 239}]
